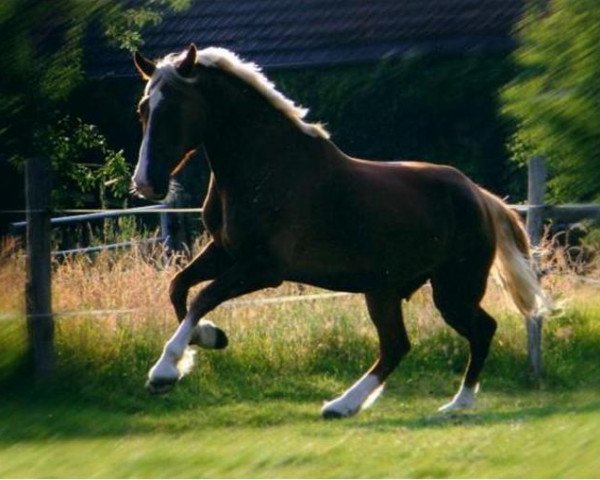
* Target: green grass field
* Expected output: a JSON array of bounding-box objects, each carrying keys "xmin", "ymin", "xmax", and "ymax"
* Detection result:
[{"xmin": 1, "ymin": 281, "xmax": 600, "ymax": 478}]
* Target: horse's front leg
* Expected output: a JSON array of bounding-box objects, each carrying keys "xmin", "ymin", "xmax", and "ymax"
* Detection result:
[
  {"xmin": 169, "ymin": 240, "xmax": 233, "ymax": 349},
  {"xmin": 147, "ymin": 262, "xmax": 282, "ymax": 394},
  {"xmin": 170, "ymin": 240, "xmax": 233, "ymax": 321}
]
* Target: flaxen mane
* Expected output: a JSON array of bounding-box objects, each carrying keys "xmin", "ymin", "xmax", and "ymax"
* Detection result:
[{"xmin": 154, "ymin": 47, "xmax": 330, "ymax": 139}]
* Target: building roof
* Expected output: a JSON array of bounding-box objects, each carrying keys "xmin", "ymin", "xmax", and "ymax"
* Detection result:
[{"xmin": 86, "ymin": 0, "xmax": 527, "ymax": 78}]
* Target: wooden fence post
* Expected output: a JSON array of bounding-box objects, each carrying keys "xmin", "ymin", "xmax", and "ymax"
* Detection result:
[
  {"xmin": 525, "ymin": 156, "xmax": 547, "ymax": 378},
  {"xmin": 25, "ymin": 157, "xmax": 54, "ymax": 377}
]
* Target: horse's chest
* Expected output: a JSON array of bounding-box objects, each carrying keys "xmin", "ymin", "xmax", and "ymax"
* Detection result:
[{"xmin": 215, "ymin": 199, "xmax": 275, "ymax": 255}]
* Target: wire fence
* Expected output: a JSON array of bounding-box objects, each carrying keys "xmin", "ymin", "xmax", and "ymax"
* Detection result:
[
  {"xmin": 7, "ymin": 201, "xmax": 600, "ymax": 259},
  {"xmin": 3, "ymin": 197, "xmax": 600, "ymax": 320},
  {"xmin": 5, "ymin": 157, "xmax": 600, "ymax": 377},
  {"xmin": 0, "ymin": 291, "xmax": 355, "ymax": 322},
  {"xmin": 2, "ymin": 203, "xmax": 360, "ymax": 324},
  {"xmin": 6, "ymin": 204, "xmax": 206, "ymax": 257}
]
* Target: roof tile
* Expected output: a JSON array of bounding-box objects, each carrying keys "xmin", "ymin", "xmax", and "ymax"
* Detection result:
[{"xmin": 86, "ymin": 0, "xmax": 528, "ymax": 78}]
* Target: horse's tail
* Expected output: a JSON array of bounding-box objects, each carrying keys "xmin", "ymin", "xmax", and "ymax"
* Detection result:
[{"xmin": 478, "ymin": 187, "xmax": 552, "ymax": 317}]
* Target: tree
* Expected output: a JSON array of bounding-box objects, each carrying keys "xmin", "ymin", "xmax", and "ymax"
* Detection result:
[
  {"xmin": 502, "ymin": 0, "xmax": 600, "ymax": 201},
  {"xmin": 0, "ymin": 0, "xmax": 190, "ymax": 220}
]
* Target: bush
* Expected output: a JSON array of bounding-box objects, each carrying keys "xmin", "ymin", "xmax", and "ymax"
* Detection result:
[{"xmin": 275, "ymin": 53, "xmax": 523, "ymax": 197}]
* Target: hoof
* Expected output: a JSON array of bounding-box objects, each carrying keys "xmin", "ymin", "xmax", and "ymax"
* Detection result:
[
  {"xmin": 214, "ymin": 327, "xmax": 228, "ymax": 349},
  {"xmin": 146, "ymin": 378, "xmax": 177, "ymax": 395},
  {"xmin": 321, "ymin": 408, "xmax": 346, "ymax": 420},
  {"xmin": 321, "ymin": 400, "xmax": 359, "ymax": 419},
  {"xmin": 190, "ymin": 321, "xmax": 229, "ymax": 350}
]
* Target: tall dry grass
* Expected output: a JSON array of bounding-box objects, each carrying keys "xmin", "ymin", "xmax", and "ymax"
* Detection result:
[
  {"xmin": 1, "ymin": 233, "xmax": 598, "ymax": 315},
  {"xmin": 1, "ymin": 232, "xmax": 600, "ymax": 398},
  {"xmin": 1, "ymin": 232, "xmax": 597, "ymax": 338}
]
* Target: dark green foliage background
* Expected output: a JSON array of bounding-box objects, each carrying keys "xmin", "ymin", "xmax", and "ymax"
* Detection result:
[
  {"xmin": 275, "ymin": 54, "xmax": 524, "ymax": 198},
  {"xmin": 75, "ymin": 53, "xmax": 525, "ymax": 208},
  {"xmin": 502, "ymin": 0, "xmax": 600, "ymax": 202}
]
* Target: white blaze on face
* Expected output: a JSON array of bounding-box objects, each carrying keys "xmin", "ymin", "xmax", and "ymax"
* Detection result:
[
  {"xmin": 133, "ymin": 79, "xmax": 166, "ymax": 191},
  {"xmin": 149, "ymin": 88, "xmax": 164, "ymax": 110}
]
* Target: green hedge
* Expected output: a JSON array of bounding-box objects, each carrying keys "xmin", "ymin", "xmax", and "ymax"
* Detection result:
[{"xmin": 275, "ymin": 53, "xmax": 524, "ymax": 198}]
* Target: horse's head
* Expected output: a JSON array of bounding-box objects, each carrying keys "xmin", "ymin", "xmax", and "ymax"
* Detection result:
[{"xmin": 131, "ymin": 44, "xmax": 206, "ymax": 200}]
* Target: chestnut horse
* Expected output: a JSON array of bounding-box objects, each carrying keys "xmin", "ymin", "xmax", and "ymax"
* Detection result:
[{"xmin": 131, "ymin": 44, "xmax": 549, "ymax": 418}]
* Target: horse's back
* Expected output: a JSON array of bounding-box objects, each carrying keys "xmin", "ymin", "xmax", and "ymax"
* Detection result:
[
  {"xmin": 274, "ymin": 153, "xmax": 493, "ymax": 293},
  {"xmin": 368, "ymin": 159, "xmax": 495, "ymax": 256},
  {"xmin": 336, "ymin": 157, "xmax": 487, "ymax": 235}
]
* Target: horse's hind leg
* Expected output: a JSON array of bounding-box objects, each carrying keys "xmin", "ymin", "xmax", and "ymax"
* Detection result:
[
  {"xmin": 322, "ymin": 291, "xmax": 410, "ymax": 418},
  {"xmin": 431, "ymin": 265, "xmax": 497, "ymax": 412}
]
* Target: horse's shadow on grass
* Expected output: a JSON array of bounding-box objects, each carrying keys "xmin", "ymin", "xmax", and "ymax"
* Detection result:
[
  {"xmin": 3, "ymin": 345, "xmax": 600, "ymax": 443},
  {"xmin": 0, "ymin": 364, "xmax": 330, "ymax": 443},
  {"xmin": 3, "ymin": 368, "xmax": 600, "ymax": 444}
]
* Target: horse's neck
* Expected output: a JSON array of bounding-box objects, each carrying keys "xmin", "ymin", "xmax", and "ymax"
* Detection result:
[{"xmin": 203, "ymin": 103, "xmax": 330, "ymax": 193}]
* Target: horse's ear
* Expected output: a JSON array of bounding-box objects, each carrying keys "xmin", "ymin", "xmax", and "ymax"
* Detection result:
[
  {"xmin": 133, "ymin": 51, "xmax": 156, "ymax": 80},
  {"xmin": 177, "ymin": 43, "xmax": 197, "ymax": 77}
]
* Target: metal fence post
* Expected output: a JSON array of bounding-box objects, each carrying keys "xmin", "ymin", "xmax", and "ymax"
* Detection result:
[
  {"xmin": 25, "ymin": 157, "xmax": 54, "ymax": 377},
  {"xmin": 525, "ymin": 156, "xmax": 547, "ymax": 378},
  {"xmin": 160, "ymin": 211, "xmax": 186, "ymax": 254}
]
